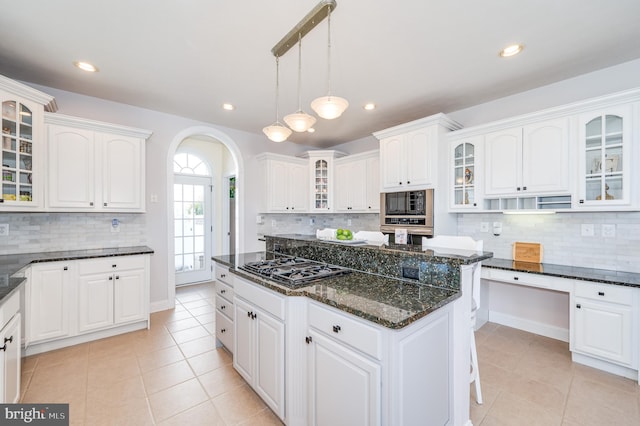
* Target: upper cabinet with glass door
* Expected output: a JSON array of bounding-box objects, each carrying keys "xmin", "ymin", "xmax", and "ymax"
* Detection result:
[
  {"xmin": 300, "ymin": 150, "xmax": 346, "ymax": 213},
  {"xmin": 0, "ymin": 75, "xmax": 55, "ymax": 210},
  {"xmin": 450, "ymin": 136, "xmax": 482, "ymax": 211},
  {"xmin": 577, "ymin": 104, "xmax": 635, "ymax": 209}
]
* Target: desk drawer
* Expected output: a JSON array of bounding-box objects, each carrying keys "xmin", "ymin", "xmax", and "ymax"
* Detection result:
[
  {"xmin": 482, "ymin": 268, "xmax": 558, "ymax": 289},
  {"xmin": 574, "ymin": 281, "xmax": 633, "ymax": 305},
  {"xmin": 309, "ymin": 302, "xmax": 382, "ymax": 360}
]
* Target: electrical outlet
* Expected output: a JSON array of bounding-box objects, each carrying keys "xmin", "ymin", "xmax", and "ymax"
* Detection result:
[
  {"xmin": 111, "ymin": 218, "xmax": 120, "ymax": 233},
  {"xmin": 347, "ymin": 219, "xmax": 352, "ymax": 226},
  {"xmin": 581, "ymin": 224, "xmax": 594, "ymax": 237},
  {"xmin": 480, "ymin": 222, "xmax": 489, "ymax": 233},
  {"xmin": 0, "ymin": 224, "xmax": 8, "ymax": 236},
  {"xmin": 271, "ymin": 219, "xmax": 277, "ymax": 228},
  {"xmin": 602, "ymin": 224, "xmax": 616, "ymax": 238},
  {"xmin": 309, "ymin": 218, "xmax": 315, "ymax": 225}
]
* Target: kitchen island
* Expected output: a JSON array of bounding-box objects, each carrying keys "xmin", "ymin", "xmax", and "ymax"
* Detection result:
[{"xmin": 213, "ymin": 234, "xmax": 492, "ymax": 426}]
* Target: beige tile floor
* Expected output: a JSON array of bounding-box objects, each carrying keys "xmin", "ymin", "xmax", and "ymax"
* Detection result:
[
  {"xmin": 471, "ymin": 322, "xmax": 640, "ymax": 425},
  {"xmin": 20, "ymin": 282, "xmax": 640, "ymax": 425}
]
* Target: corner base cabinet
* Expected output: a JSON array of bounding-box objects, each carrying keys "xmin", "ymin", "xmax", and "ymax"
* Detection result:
[{"xmin": 0, "ymin": 291, "xmax": 21, "ymax": 403}]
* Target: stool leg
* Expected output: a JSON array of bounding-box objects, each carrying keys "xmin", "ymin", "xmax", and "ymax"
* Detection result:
[{"xmin": 470, "ymin": 330, "xmax": 483, "ymax": 404}]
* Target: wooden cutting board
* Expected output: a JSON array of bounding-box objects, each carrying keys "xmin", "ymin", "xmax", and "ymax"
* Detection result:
[{"xmin": 513, "ymin": 242, "xmax": 543, "ymax": 263}]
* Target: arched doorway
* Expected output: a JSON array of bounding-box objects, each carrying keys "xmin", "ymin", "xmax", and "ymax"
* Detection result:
[{"xmin": 166, "ymin": 127, "xmax": 244, "ymax": 306}]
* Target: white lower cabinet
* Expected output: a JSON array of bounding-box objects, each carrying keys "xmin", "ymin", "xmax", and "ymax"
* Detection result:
[
  {"xmin": 307, "ymin": 329, "xmax": 380, "ymax": 426},
  {"xmin": 78, "ymin": 256, "xmax": 147, "ymax": 333},
  {"xmin": 0, "ymin": 292, "xmax": 21, "ymax": 403},
  {"xmin": 25, "ymin": 254, "xmax": 150, "ymax": 355},
  {"xmin": 27, "ymin": 261, "xmax": 74, "ymax": 343},
  {"xmin": 214, "ymin": 265, "xmax": 234, "ymax": 353},
  {"xmin": 233, "ymin": 276, "xmax": 285, "ymax": 420},
  {"xmin": 573, "ymin": 282, "xmax": 634, "ymax": 366}
]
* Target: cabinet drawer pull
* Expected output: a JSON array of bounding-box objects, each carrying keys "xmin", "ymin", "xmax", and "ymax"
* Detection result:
[
  {"xmin": 112, "ymin": 264, "xmax": 117, "ymax": 268},
  {"xmin": 576, "ymin": 304, "xmax": 581, "ymax": 309},
  {"xmin": 522, "ymin": 186, "xmax": 527, "ymax": 191},
  {"xmin": 513, "ymin": 276, "xmax": 519, "ymax": 281},
  {"xmin": 332, "ymin": 325, "xmax": 341, "ymax": 333},
  {"xmin": 220, "ymin": 328, "xmax": 226, "ymax": 333},
  {"xmin": 109, "ymin": 276, "xmax": 113, "ymax": 280},
  {"xmin": 220, "ymin": 274, "xmax": 226, "ymax": 278},
  {"xmin": 89, "ymin": 202, "xmax": 94, "ymax": 206},
  {"xmin": 220, "ymin": 289, "xmax": 226, "ymax": 294},
  {"xmin": 598, "ymin": 291, "xmax": 605, "ymax": 296},
  {"xmin": 4, "ymin": 336, "xmax": 12, "ymax": 344},
  {"xmin": 115, "ymin": 275, "xmax": 120, "ymax": 280},
  {"xmin": 63, "ymin": 266, "xmax": 68, "ymax": 271},
  {"xmin": 516, "ymin": 187, "xmax": 521, "ymax": 191},
  {"xmin": 305, "ymin": 336, "xmax": 313, "ymax": 344},
  {"xmin": 0, "ymin": 344, "xmax": 5, "ymax": 352},
  {"xmin": 221, "ymin": 305, "xmax": 226, "ymax": 310}
]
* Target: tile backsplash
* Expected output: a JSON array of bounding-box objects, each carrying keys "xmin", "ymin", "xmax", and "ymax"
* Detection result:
[
  {"xmin": 457, "ymin": 212, "xmax": 640, "ymax": 273},
  {"xmin": 0, "ymin": 213, "xmax": 147, "ymax": 255},
  {"xmin": 257, "ymin": 213, "xmax": 380, "ymax": 238}
]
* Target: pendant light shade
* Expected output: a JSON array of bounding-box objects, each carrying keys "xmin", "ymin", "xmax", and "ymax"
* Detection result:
[
  {"xmin": 284, "ymin": 34, "xmax": 316, "ymax": 132},
  {"xmin": 263, "ymin": 57, "xmax": 292, "ymax": 142},
  {"xmin": 311, "ymin": 3, "xmax": 348, "ymax": 120},
  {"xmin": 310, "ymin": 95, "xmax": 349, "ymax": 119}
]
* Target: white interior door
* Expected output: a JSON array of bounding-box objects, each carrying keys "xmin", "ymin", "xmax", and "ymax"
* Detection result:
[{"xmin": 174, "ymin": 175, "xmax": 212, "ymax": 285}]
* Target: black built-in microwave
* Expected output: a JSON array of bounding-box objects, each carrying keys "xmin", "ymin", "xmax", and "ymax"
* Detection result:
[{"xmin": 380, "ymin": 189, "xmax": 434, "ymax": 237}]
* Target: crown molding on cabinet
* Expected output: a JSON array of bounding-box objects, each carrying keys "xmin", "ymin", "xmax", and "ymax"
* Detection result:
[
  {"xmin": 44, "ymin": 112, "xmax": 152, "ymax": 139},
  {"xmin": 0, "ymin": 73, "xmax": 57, "ymax": 112},
  {"xmin": 372, "ymin": 113, "xmax": 463, "ymax": 140}
]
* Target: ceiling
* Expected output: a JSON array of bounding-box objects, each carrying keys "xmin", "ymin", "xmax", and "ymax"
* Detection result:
[{"xmin": 1, "ymin": 1, "xmax": 640, "ymax": 148}]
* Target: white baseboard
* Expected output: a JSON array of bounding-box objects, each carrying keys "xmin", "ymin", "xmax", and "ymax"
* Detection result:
[
  {"xmin": 488, "ymin": 310, "xmax": 569, "ymax": 342},
  {"xmin": 150, "ymin": 299, "xmax": 174, "ymax": 313},
  {"xmin": 572, "ymin": 352, "xmax": 639, "ymax": 383}
]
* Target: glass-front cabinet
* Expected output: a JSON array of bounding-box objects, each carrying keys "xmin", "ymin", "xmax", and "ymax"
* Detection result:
[
  {"xmin": 578, "ymin": 105, "xmax": 632, "ymax": 207},
  {"xmin": 450, "ymin": 136, "xmax": 482, "ymax": 210},
  {"xmin": 302, "ymin": 150, "xmax": 346, "ymax": 212},
  {"xmin": 313, "ymin": 159, "xmax": 329, "ymax": 210}
]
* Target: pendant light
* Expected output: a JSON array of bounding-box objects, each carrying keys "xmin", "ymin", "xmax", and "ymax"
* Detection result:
[
  {"xmin": 311, "ymin": 4, "xmax": 348, "ymax": 119},
  {"xmin": 263, "ymin": 57, "xmax": 292, "ymax": 143},
  {"xmin": 284, "ymin": 34, "xmax": 316, "ymax": 132}
]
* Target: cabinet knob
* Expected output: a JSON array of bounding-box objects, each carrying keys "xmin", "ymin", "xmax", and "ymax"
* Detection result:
[
  {"xmin": 221, "ymin": 273, "xmax": 226, "ymax": 278},
  {"xmin": 112, "ymin": 264, "xmax": 117, "ymax": 268},
  {"xmin": 104, "ymin": 203, "xmax": 108, "ymax": 207},
  {"xmin": 332, "ymin": 325, "xmax": 341, "ymax": 333},
  {"xmin": 398, "ymin": 182, "xmax": 402, "ymax": 185},
  {"xmin": 63, "ymin": 266, "xmax": 68, "ymax": 271},
  {"xmin": 220, "ymin": 328, "xmax": 226, "ymax": 333},
  {"xmin": 523, "ymin": 186, "xmax": 527, "ymax": 191},
  {"xmin": 109, "ymin": 276, "xmax": 113, "ymax": 281},
  {"xmin": 305, "ymin": 336, "xmax": 313, "ymax": 344},
  {"xmin": 0, "ymin": 344, "xmax": 5, "ymax": 352},
  {"xmin": 579, "ymin": 199, "xmax": 584, "ymax": 204},
  {"xmin": 598, "ymin": 291, "xmax": 605, "ymax": 296},
  {"xmin": 220, "ymin": 289, "xmax": 226, "ymax": 294},
  {"xmin": 221, "ymin": 305, "xmax": 226, "ymax": 310},
  {"xmin": 0, "ymin": 199, "xmax": 4, "ymax": 203},
  {"xmin": 516, "ymin": 187, "xmax": 521, "ymax": 191},
  {"xmin": 513, "ymin": 276, "xmax": 519, "ymax": 281},
  {"xmin": 115, "ymin": 275, "xmax": 120, "ymax": 280},
  {"xmin": 89, "ymin": 202, "xmax": 94, "ymax": 206},
  {"xmin": 576, "ymin": 304, "xmax": 581, "ymax": 309},
  {"xmin": 407, "ymin": 181, "xmax": 410, "ymax": 184},
  {"xmin": 286, "ymin": 207, "xmax": 289, "ymax": 210}
]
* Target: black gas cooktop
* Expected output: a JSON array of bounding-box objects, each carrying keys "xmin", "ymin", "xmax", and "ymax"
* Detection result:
[{"xmin": 239, "ymin": 256, "xmax": 350, "ymax": 288}]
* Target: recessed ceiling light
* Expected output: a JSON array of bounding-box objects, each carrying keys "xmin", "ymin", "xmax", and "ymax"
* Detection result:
[
  {"xmin": 307, "ymin": 128, "xmax": 315, "ymax": 133},
  {"xmin": 222, "ymin": 103, "xmax": 235, "ymax": 111},
  {"xmin": 499, "ymin": 44, "xmax": 524, "ymax": 58},
  {"xmin": 73, "ymin": 61, "xmax": 99, "ymax": 72},
  {"xmin": 363, "ymin": 103, "xmax": 376, "ymax": 111}
]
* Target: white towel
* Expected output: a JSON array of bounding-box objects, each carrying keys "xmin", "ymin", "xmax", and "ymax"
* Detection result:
[{"xmin": 316, "ymin": 228, "xmax": 337, "ymax": 239}]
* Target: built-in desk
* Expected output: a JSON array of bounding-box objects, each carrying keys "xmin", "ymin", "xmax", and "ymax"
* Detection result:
[{"xmin": 481, "ymin": 259, "xmax": 640, "ymax": 383}]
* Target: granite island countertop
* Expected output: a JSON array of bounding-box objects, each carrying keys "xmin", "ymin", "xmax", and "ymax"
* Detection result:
[
  {"xmin": 214, "ymin": 252, "xmax": 461, "ymax": 329},
  {"xmin": 482, "ymin": 257, "xmax": 640, "ymax": 288},
  {"xmin": 0, "ymin": 246, "xmax": 155, "ymax": 305}
]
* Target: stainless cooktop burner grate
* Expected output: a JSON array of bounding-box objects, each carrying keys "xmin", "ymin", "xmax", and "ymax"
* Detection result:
[{"xmin": 239, "ymin": 256, "xmax": 350, "ymax": 287}]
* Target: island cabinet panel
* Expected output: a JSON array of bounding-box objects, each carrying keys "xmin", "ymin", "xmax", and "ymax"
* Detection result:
[
  {"xmin": 233, "ymin": 276, "xmax": 285, "ymax": 421},
  {"xmin": 307, "ymin": 329, "xmax": 381, "ymax": 426}
]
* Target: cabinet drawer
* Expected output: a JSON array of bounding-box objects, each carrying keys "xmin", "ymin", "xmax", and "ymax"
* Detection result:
[
  {"xmin": 215, "ymin": 281, "xmax": 234, "ymax": 303},
  {"xmin": 216, "ymin": 265, "xmax": 232, "ymax": 285},
  {"xmin": 0, "ymin": 290, "xmax": 19, "ymax": 326},
  {"xmin": 78, "ymin": 255, "xmax": 146, "ymax": 274},
  {"xmin": 215, "ymin": 311, "xmax": 233, "ymax": 352},
  {"xmin": 482, "ymin": 268, "xmax": 560, "ymax": 290},
  {"xmin": 215, "ymin": 293, "xmax": 233, "ymax": 320},
  {"xmin": 309, "ymin": 302, "xmax": 382, "ymax": 360},
  {"xmin": 234, "ymin": 277, "xmax": 285, "ymax": 320},
  {"xmin": 574, "ymin": 282, "xmax": 633, "ymax": 305}
]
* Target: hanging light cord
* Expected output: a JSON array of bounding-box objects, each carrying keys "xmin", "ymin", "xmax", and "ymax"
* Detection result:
[
  {"xmin": 326, "ymin": 4, "xmax": 332, "ymax": 97},
  {"xmin": 297, "ymin": 33, "xmax": 303, "ymax": 111},
  {"xmin": 275, "ymin": 56, "xmax": 281, "ymax": 122}
]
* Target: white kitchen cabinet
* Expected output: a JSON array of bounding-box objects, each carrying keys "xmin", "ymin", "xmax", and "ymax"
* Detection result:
[
  {"xmin": 257, "ymin": 153, "xmax": 308, "ymax": 213},
  {"xmin": 233, "ymin": 276, "xmax": 285, "ymax": 420},
  {"xmin": 374, "ymin": 114, "xmax": 461, "ymax": 191},
  {"xmin": 45, "ymin": 113, "xmax": 150, "ymax": 212},
  {"xmin": 26, "ymin": 261, "xmax": 74, "ymax": 344},
  {"xmin": 334, "ymin": 151, "xmax": 379, "ymax": 213},
  {"xmin": 484, "ymin": 118, "xmax": 570, "ymax": 197},
  {"xmin": 77, "ymin": 256, "xmax": 148, "ymax": 334},
  {"xmin": 449, "ymin": 137, "xmax": 483, "ymax": 211},
  {"xmin": 300, "ymin": 150, "xmax": 346, "ymax": 213},
  {"xmin": 307, "ymin": 329, "xmax": 381, "ymax": 426},
  {"xmin": 0, "ymin": 291, "xmax": 21, "ymax": 403},
  {"xmin": 214, "ymin": 265, "xmax": 234, "ymax": 353},
  {"xmin": 0, "ymin": 76, "xmax": 54, "ymax": 210},
  {"xmin": 576, "ymin": 104, "xmax": 636, "ymax": 209},
  {"xmin": 573, "ymin": 282, "xmax": 635, "ymax": 366}
]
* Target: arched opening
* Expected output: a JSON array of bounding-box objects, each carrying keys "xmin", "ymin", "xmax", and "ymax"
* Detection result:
[{"xmin": 166, "ymin": 127, "xmax": 244, "ymax": 306}]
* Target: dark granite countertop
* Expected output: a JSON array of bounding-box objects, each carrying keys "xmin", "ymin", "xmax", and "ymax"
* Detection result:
[
  {"xmin": 0, "ymin": 246, "xmax": 155, "ymax": 306},
  {"xmin": 482, "ymin": 258, "xmax": 640, "ymax": 288},
  {"xmin": 213, "ymin": 252, "xmax": 460, "ymax": 329}
]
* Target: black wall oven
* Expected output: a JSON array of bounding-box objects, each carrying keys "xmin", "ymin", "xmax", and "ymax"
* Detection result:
[{"xmin": 380, "ymin": 189, "xmax": 434, "ymax": 238}]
